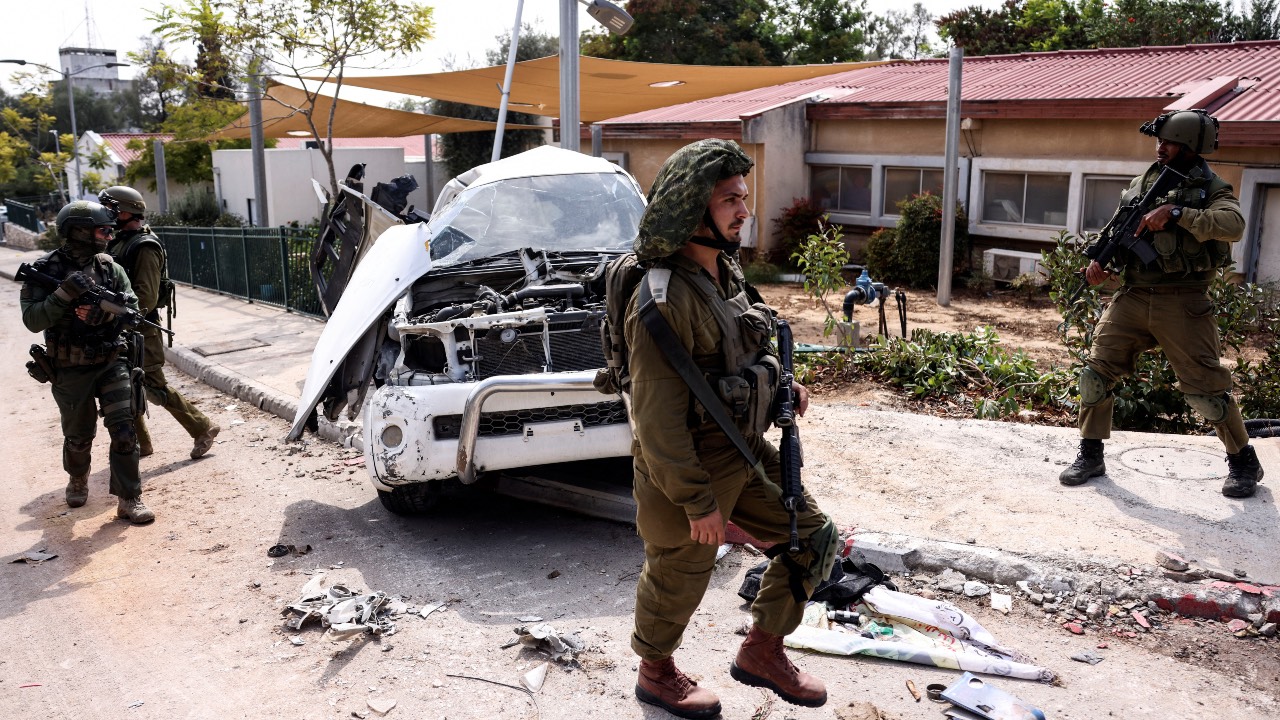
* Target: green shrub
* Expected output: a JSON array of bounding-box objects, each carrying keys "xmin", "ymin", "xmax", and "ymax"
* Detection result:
[
  {"xmin": 742, "ymin": 259, "xmax": 782, "ymax": 285},
  {"xmin": 863, "ymin": 192, "xmax": 968, "ymax": 288},
  {"xmin": 772, "ymin": 197, "xmax": 826, "ymax": 268},
  {"xmin": 791, "ymin": 219, "xmax": 850, "ymax": 338}
]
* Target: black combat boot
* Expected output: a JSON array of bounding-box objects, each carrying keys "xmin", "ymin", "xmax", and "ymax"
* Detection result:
[
  {"xmin": 1222, "ymin": 445, "xmax": 1264, "ymax": 498},
  {"xmin": 1060, "ymin": 439, "xmax": 1105, "ymax": 486}
]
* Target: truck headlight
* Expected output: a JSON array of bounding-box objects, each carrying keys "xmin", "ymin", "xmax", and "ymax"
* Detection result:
[{"xmin": 380, "ymin": 424, "xmax": 404, "ymax": 448}]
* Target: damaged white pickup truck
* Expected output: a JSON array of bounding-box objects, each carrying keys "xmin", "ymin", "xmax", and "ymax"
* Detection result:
[{"xmin": 290, "ymin": 146, "xmax": 646, "ymax": 521}]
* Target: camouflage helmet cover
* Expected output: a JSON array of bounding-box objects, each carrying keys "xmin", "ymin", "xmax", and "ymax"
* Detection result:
[
  {"xmin": 99, "ymin": 185, "xmax": 147, "ymax": 214},
  {"xmin": 634, "ymin": 139, "xmax": 754, "ymax": 262},
  {"xmin": 56, "ymin": 200, "xmax": 116, "ymax": 239},
  {"xmin": 1139, "ymin": 109, "xmax": 1219, "ymax": 155}
]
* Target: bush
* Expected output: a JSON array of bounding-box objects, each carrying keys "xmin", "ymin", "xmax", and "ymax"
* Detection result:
[
  {"xmin": 1044, "ymin": 231, "xmax": 1280, "ymax": 430},
  {"xmin": 771, "ymin": 197, "xmax": 826, "ymax": 268},
  {"xmin": 742, "ymin": 259, "xmax": 782, "ymax": 285},
  {"xmin": 791, "ymin": 219, "xmax": 850, "ymax": 338},
  {"xmin": 864, "ymin": 192, "xmax": 968, "ymax": 288}
]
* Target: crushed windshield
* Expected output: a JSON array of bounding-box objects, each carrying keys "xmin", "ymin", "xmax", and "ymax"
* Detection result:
[{"xmin": 428, "ymin": 172, "xmax": 644, "ymax": 265}]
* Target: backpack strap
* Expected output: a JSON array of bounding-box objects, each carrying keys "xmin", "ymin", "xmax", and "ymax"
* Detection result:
[{"xmin": 637, "ymin": 269, "xmax": 770, "ymax": 485}]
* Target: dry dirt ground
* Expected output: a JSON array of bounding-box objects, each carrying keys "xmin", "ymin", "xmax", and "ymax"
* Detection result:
[{"xmin": 4, "ymin": 282, "xmax": 1277, "ymax": 720}]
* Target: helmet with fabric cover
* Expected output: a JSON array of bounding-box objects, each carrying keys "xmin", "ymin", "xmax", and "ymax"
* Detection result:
[
  {"xmin": 1139, "ymin": 110, "xmax": 1219, "ymax": 155},
  {"xmin": 98, "ymin": 185, "xmax": 147, "ymax": 215},
  {"xmin": 634, "ymin": 139, "xmax": 754, "ymax": 262}
]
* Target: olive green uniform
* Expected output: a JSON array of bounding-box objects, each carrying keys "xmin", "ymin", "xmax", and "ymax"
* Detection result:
[
  {"xmin": 108, "ymin": 227, "xmax": 213, "ymax": 446},
  {"xmin": 626, "ymin": 252, "xmax": 836, "ymax": 661},
  {"xmin": 1080, "ymin": 159, "xmax": 1249, "ymax": 452},
  {"xmin": 20, "ymin": 249, "xmax": 143, "ymax": 498}
]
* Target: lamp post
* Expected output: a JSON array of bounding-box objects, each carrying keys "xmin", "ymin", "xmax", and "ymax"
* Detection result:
[
  {"xmin": 49, "ymin": 129, "xmax": 68, "ymax": 204},
  {"xmin": 492, "ymin": 0, "xmax": 632, "ymax": 159},
  {"xmin": 0, "ymin": 58, "xmax": 130, "ymax": 199}
]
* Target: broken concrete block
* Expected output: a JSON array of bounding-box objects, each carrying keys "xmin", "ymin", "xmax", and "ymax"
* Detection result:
[
  {"xmin": 1259, "ymin": 622, "xmax": 1278, "ymax": 637},
  {"xmin": 848, "ymin": 541, "xmax": 920, "ymax": 575},
  {"xmin": 1155, "ymin": 550, "xmax": 1190, "ymax": 572},
  {"xmin": 990, "ymin": 592, "xmax": 1012, "ymax": 614},
  {"xmin": 963, "ymin": 580, "xmax": 991, "ymax": 598}
]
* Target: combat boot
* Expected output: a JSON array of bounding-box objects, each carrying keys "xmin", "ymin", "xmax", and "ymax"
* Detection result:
[
  {"xmin": 1060, "ymin": 439, "xmax": 1105, "ymax": 486},
  {"xmin": 65, "ymin": 474, "xmax": 89, "ymax": 508},
  {"xmin": 117, "ymin": 496, "xmax": 156, "ymax": 524},
  {"xmin": 190, "ymin": 424, "xmax": 220, "ymax": 459},
  {"xmin": 730, "ymin": 625, "xmax": 827, "ymax": 707},
  {"xmin": 138, "ymin": 439, "xmax": 154, "ymax": 457},
  {"xmin": 1222, "ymin": 445, "xmax": 1264, "ymax": 498},
  {"xmin": 635, "ymin": 657, "xmax": 721, "ymax": 719}
]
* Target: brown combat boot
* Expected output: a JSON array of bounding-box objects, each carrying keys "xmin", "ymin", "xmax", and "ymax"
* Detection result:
[
  {"xmin": 730, "ymin": 625, "xmax": 827, "ymax": 707},
  {"xmin": 116, "ymin": 496, "xmax": 156, "ymax": 524},
  {"xmin": 190, "ymin": 424, "xmax": 220, "ymax": 459},
  {"xmin": 138, "ymin": 439, "xmax": 155, "ymax": 457},
  {"xmin": 635, "ymin": 657, "xmax": 721, "ymax": 719},
  {"xmin": 65, "ymin": 474, "xmax": 89, "ymax": 508}
]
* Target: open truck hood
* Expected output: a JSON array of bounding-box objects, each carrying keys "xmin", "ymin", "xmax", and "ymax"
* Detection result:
[{"xmin": 288, "ymin": 222, "xmax": 432, "ymax": 440}]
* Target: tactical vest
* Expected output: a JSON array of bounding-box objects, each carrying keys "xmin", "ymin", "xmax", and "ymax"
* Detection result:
[
  {"xmin": 33, "ymin": 249, "xmax": 128, "ymax": 366},
  {"xmin": 1122, "ymin": 162, "xmax": 1234, "ymax": 276},
  {"xmin": 110, "ymin": 225, "xmax": 173, "ymax": 313}
]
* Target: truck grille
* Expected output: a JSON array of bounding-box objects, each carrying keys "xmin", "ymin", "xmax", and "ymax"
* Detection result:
[
  {"xmin": 473, "ymin": 316, "xmax": 605, "ymax": 379},
  {"xmin": 432, "ymin": 400, "xmax": 628, "ymax": 439}
]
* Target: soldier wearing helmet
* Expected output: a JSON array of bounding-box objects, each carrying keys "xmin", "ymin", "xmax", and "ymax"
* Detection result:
[
  {"xmin": 19, "ymin": 200, "xmax": 155, "ymax": 523},
  {"xmin": 624, "ymin": 139, "xmax": 837, "ymax": 717},
  {"xmin": 1061, "ymin": 109, "xmax": 1264, "ymax": 498},
  {"xmin": 100, "ymin": 185, "xmax": 219, "ymax": 460}
]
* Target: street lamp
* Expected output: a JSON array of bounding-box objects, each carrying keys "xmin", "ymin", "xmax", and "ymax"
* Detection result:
[
  {"xmin": 0, "ymin": 58, "xmax": 131, "ymax": 200},
  {"xmin": 492, "ymin": 0, "xmax": 632, "ymax": 160}
]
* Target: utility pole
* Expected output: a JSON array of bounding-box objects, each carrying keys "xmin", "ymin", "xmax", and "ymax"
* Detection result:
[
  {"xmin": 937, "ymin": 46, "xmax": 963, "ymax": 306},
  {"xmin": 492, "ymin": 0, "xmax": 525, "ymax": 162},
  {"xmin": 558, "ymin": 0, "xmax": 580, "ymax": 152},
  {"xmin": 248, "ymin": 59, "xmax": 269, "ymax": 227},
  {"xmin": 154, "ymin": 139, "xmax": 169, "ymax": 212}
]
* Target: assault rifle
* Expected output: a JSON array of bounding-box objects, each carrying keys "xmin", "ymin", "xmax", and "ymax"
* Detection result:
[
  {"xmin": 775, "ymin": 319, "xmax": 806, "ymax": 553},
  {"xmin": 1066, "ymin": 164, "xmax": 1188, "ymax": 305},
  {"xmin": 15, "ymin": 262, "xmax": 174, "ymax": 338}
]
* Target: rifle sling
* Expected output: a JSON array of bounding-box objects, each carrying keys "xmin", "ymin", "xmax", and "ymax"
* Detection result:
[{"xmin": 637, "ymin": 276, "xmax": 771, "ymax": 485}]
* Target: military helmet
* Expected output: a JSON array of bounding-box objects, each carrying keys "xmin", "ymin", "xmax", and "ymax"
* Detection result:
[
  {"xmin": 635, "ymin": 139, "xmax": 754, "ymax": 262},
  {"xmin": 98, "ymin": 185, "xmax": 147, "ymax": 215},
  {"xmin": 56, "ymin": 200, "xmax": 117, "ymax": 239},
  {"xmin": 1139, "ymin": 109, "xmax": 1219, "ymax": 155}
]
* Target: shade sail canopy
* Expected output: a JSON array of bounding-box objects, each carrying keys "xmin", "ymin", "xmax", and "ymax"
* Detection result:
[
  {"xmin": 333, "ymin": 56, "xmax": 889, "ymax": 123},
  {"xmin": 211, "ymin": 83, "xmax": 542, "ymax": 140}
]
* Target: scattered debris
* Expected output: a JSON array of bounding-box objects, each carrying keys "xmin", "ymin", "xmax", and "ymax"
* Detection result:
[
  {"xmin": 515, "ymin": 624, "xmax": 584, "ymax": 663},
  {"xmin": 521, "ymin": 662, "xmax": 549, "ymax": 692},
  {"xmin": 906, "ymin": 679, "xmax": 921, "ymax": 702},
  {"xmin": 1131, "ymin": 611, "xmax": 1151, "ymax": 630},
  {"xmin": 546, "ymin": 570, "xmax": 560, "ymax": 580},
  {"xmin": 283, "ymin": 572, "xmax": 404, "ymax": 639},
  {"xmin": 418, "ymin": 602, "xmax": 448, "ymax": 619},
  {"xmin": 940, "ymin": 672, "xmax": 1045, "ymax": 720},
  {"xmin": 445, "ymin": 673, "xmax": 538, "ymax": 715},
  {"xmin": 289, "ymin": 636, "xmax": 305, "ymax": 646},
  {"xmin": 10, "ymin": 549, "xmax": 57, "ymax": 564},
  {"xmin": 18, "ymin": 684, "xmax": 41, "ymax": 689},
  {"xmin": 1062, "ymin": 622, "xmax": 1084, "ymax": 635},
  {"xmin": 1261, "ymin": 623, "xmax": 1278, "ymax": 638},
  {"xmin": 517, "ymin": 615, "xmax": 543, "ymax": 623},
  {"xmin": 989, "ymin": 591, "xmax": 1011, "ymax": 614},
  {"xmin": 1155, "ymin": 550, "xmax": 1190, "ymax": 572},
  {"xmin": 1070, "ymin": 651, "xmax": 1105, "ymax": 665},
  {"xmin": 127, "ymin": 701, "xmax": 144, "ymax": 709},
  {"xmin": 267, "ymin": 544, "xmax": 312, "ymax": 558},
  {"xmin": 962, "ymin": 580, "xmax": 991, "ymax": 598},
  {"xmin": 366, "ymin": 697, "xmax": 396, "ymax": 715},
  {"xmin": 926, "ymin": 683, "xmax": 947, "ymax": 702},
  {"xmin": 834, "ymin": 700, "xmax": 900, "ymax": 720}
]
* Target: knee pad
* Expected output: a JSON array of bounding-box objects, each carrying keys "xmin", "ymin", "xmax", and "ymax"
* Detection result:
[
  {"xmin": 107, "ymin": 421, "xmax": 138, "ymax": 454},
  {"xmin": 1185, "ymin": 392, "xmax": 1229, "ymax": 424},
  {"xmin": 65, "ymin": 438, "xmax": 93, "ymax": 454},
  {"xmin": 1079, "ymin": 367, "xmax": 1113, "ymax": 407}
]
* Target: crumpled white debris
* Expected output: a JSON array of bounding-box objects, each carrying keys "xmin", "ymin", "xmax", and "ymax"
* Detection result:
[
  {"xmin": 515, "ymin": 623, "xmax": 584, "ymax": 663},
  {"xmin": 282, "ymin": 572, "xmax": 403, "ymax": 640}
]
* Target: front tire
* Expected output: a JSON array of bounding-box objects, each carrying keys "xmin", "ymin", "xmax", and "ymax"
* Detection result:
[{"xmin": 377, "ymin": 481, "xmax": 445, "ymax": 516}]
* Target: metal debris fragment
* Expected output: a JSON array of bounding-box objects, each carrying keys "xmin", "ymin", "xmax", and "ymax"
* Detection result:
[
  {"xmin": 10, "ymin": 549, "xmax": 57, "ymax": 564},
  {"xmin": 282, "ymin": 572, "xmax": 402, "ymax": 639},
  {"xmin": 418, "ymin": 601, "xmax": 448, "ymax": 619},
  {"xmin": 521, "ymin": 662, "xmax": 549, "ymax": 692},
  {"xmin": 515, "ymin": 623, "xmax": 584, "ymax": 663}
]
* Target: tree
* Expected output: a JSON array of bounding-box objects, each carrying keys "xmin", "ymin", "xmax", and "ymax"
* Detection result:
[
  {"xmin": 152, "ymin": 0, "xmax": 435, "ymax": 199},
  {"xmin": 124, "ymin": 99, "xmax": 263, "ymax": 191},
  {"xmin": 432, "ymin": 24, "xmax": 556, "ymax": 180},
  {"xmin": 129, "ymin": 37, "xmax": 190, "ymax": 128},
  {"xmin": 1223, "ymin": 0, "xmax": 1280, "ymax": 40},
  {"xmin": 0, "ymin": 75, "xmax": 69, "ymax": 199},
  {"xmin": 869, "ymin": 2, "xmax": 936, "ymax": 59},
  {"xmin": 780, "ymin": 0, "xmax": 873, "ymax": 64},
  {"xmin": 581, "ymin": 0, "xmax": 787, "ymax": 65}
]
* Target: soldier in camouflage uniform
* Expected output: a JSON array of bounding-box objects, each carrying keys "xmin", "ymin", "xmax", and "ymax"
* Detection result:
[
  {"xmin": 1062, "ymin": 110, "xmax": 1266, "ymax": 498},
  {"xmin": 623, "ymin": 139, "xmax": 838, "ymax": 718},
  {"xmin": 100, "ymin": 186, "xmax": 219, "ymax": 460},
  {"xmin": 20, "ymin": 201, "xmax": 154, "ymax": 523}
]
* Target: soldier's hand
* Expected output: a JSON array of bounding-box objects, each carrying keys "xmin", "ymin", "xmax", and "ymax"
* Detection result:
[
  {"xmin": 793, "ymin": 381, "xmax": 809, "ymax": 417},
  {"xmin": 75, "ymin": 303, "xmax": 115, "ymax": 326},
  {"xmin": 1137, "ymin": 203, "xmax": 1176, "ymax": 234},
  {"xmin": 689, "ymin": 509, "xmax": 725, "ymax": 545},
  {"xmin": 1084, "ymin": 260, "xmax": 1111, "ymax": 286},
  {"xmin": 59, "ymin": 271, "xmax": 94, "ymax": 299}
]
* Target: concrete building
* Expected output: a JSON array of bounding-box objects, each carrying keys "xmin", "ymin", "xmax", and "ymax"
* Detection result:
[
  {"xmin": 58, "ymin": 47, "xmax": 129, "ymax": 95},
  {"xmin": 595, "ymin": 40, "xmax": 1280, "ymax": 286},
  {"xmin": 71, "ymin": 131, "xmax": 202, "ymax": 209}
]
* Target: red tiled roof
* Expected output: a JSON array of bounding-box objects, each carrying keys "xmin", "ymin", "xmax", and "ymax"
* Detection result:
[
  {"xmin": 98, "ymin": 133, "xmax": 173, "ymax": 165},
  {"xmin": 601, "ymin": 40, "xmax": 1280, "ymax": 128},
  {"xmin": 274, "ymin": 136, "xmax": 428, "ymax": 157}
]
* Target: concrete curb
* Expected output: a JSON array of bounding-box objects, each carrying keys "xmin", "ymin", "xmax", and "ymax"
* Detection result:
[{"xmin": 165, "ymin": 344, "xmax": 363, "ymax": 452}]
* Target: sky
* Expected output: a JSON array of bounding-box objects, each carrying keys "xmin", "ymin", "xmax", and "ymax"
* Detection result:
[{"xmin": 3, "ymin": 0, "xmax": 997, "ymax": 98}]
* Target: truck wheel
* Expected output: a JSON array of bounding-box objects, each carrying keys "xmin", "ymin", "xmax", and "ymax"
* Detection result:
[{"xmin": 377, "ymin": 481, "xmax": 444, "ymax": 516}]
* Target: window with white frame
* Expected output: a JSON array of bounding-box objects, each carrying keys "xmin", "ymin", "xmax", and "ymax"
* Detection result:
[
  {"xmin": 810, "ymin": 165, "xmax": 872, "ymax": 214},
  {"xmin": 981, "ymin": 171, "xmax": 1070, "ymax": 227},
  {"xmin": 1081, "ymin": 176, "xmax": 1130, "ymax": 232},
  {"xmin": 883, "ymin": 167, "xmax": 945, "ymax": 216}
]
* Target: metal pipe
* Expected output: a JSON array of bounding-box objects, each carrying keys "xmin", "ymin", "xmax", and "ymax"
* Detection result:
[
  {"xmin": 248, "ymin": 60, "xmax": 269, "ymax": 226},
  {"xmin": 153, "ymin": 139, "xmax": 168, "ymax": 212},
  {"xmin": 559, "ymin": 0, "xmax": 580, "ymax": 152},
  {"xmin": 67, "ymin": 72, "xmax": 81, "ymax": 198},
  {"xmin": 492, "ymin": 0, "xmax": 525, "ymax": 162},
  {"xmin": 455, "ymin": 371, "xmax": 600, "ymax": 484},
  {"xmin": 937, "ymin": 46, "xmax": 963, "ymax": 306}
]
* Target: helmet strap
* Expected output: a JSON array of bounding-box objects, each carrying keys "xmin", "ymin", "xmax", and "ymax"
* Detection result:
[{"xmin": 689, "ymin": 207, "xmax": 741, "ymax": 252}]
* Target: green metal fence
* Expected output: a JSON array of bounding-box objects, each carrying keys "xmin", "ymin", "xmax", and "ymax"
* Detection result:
[
  {"xmin": 4, "ymin": 199, "xmax": 43, "ymax": 233},
  {"xmin": 152, "ymin": 226, "xmax": 323, "ymax": 317}
]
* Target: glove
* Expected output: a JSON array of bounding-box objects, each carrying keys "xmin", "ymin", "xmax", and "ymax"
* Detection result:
[
  {"xmin": 80, "ymin": 304, "xmax": 117, "ymax": 326},
  {"xmin": 59, "ymin": 271, "xmax": 94, "ymax": 299}
]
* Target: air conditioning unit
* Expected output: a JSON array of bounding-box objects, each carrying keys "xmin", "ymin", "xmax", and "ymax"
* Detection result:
[{"xmin": 983, "ymin": 248, "xmax": 1047, "ymax": 285}]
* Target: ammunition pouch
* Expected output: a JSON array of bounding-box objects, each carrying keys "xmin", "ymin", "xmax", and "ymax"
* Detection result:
[
  {"xmin": 155, "ymin": 276, "xmax": 175, "ymax": 310},
  {"xmin": 26, "ymin": 345, "xmax": 55, "ymax": 384},
  {"xmin": 127, "ymin": 331, "xmax": 147, "ymax": 416},
  {"xmin": 44, "ymin": 331, "xmax": 125, "ymax": 368},
  {"xmin": 712, "ymin": 354, "xmax": 781, "ymax": 435}
]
